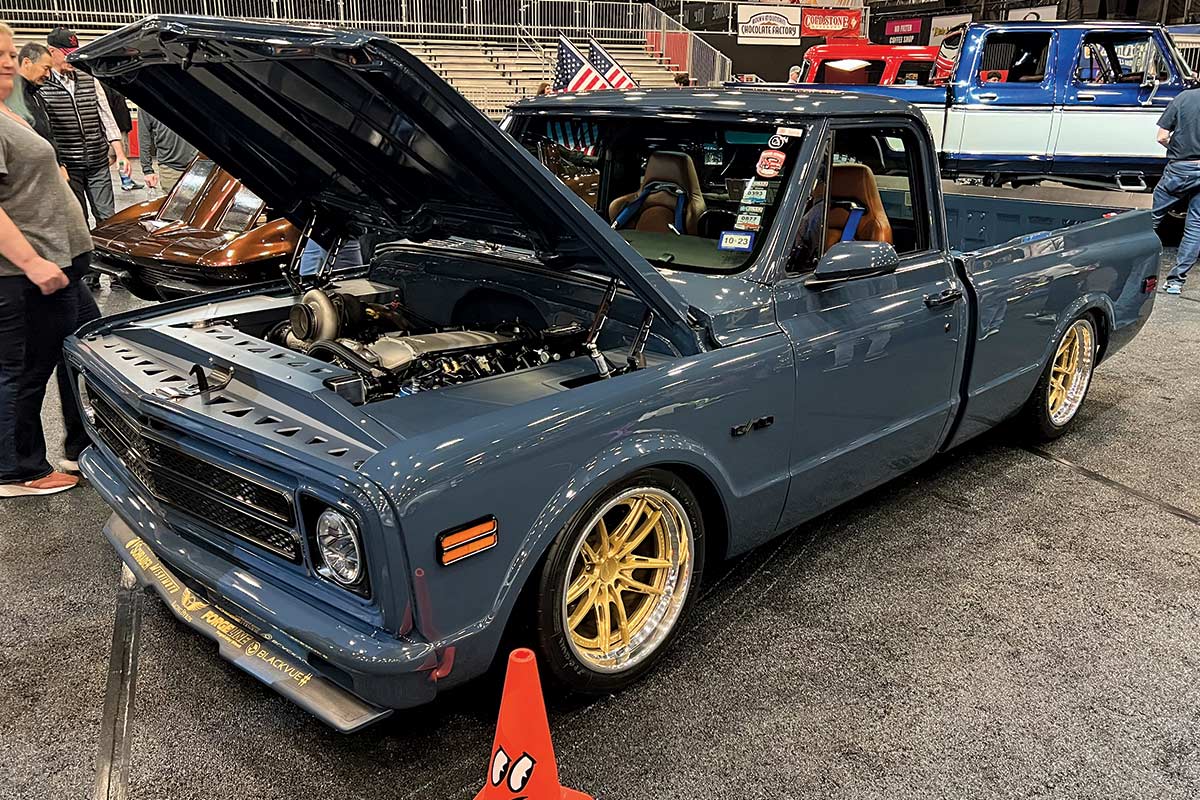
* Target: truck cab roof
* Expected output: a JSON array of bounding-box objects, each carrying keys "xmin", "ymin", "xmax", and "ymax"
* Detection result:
[
  {"xmin": 972, "ymin": 19, "xmax": 1167, "ymax": 29},
  {"xmin": 513, "ymin": 87, "xmax": 927, "ymax": 123}
]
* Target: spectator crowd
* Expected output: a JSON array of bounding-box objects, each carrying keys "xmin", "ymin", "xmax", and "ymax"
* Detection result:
[{"xmin": 0, "ymin": 24, "xmax": 195, "ymax": 497}]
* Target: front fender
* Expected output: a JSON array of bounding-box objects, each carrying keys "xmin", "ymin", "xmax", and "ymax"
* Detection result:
[{"xmin": 363, "ymin": 335, "xmax": 796, "ymax": 687}]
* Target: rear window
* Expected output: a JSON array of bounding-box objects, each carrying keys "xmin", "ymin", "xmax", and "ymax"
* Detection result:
[
  {"xmin": 896, "ymin": 60, "xmax": 934, "ymax": 85},
  {"xmin": 218, "ymin": 185, "xmax": 266, "ymax": 233},
  {"xmin": 158, "ymin": 158, "xmax": 214, "ymax": 222},
  {"xmin": 517, "ymin": 116, "xmax": 806, "ymax": 273},
  {"xmin": 814, "ymin": 59, "xmax": 887, "ymax": 84}
]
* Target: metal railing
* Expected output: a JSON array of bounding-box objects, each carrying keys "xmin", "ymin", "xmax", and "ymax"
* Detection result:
[
  {"xmin": 3, "ymin": 0, "xmax": 733, "ymax": 108},
  {"xmin": 6, "ymin": 0, "xmax": 661, "ymax": 42},
  {"xmin": 643, "ymin": 3, "xmax": 730, "ymax": 86}
]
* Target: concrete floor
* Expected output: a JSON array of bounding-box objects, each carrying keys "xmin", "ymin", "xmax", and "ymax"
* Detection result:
[{"xmin": 2, "ymin": 254, "xmax": 1198, "ymax": 799}]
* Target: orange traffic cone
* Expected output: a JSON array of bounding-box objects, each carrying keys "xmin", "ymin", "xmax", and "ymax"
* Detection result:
[{"xmin": 474, "ymin": 649, "xmax": 592, "ymax": 800}]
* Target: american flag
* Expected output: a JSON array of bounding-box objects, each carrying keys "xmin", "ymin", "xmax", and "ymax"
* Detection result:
[
  {"xmin": 588, "ymin": 38, "xmax": 638, "ymax": 89},
  {"xmin": 554, "ymin": 35, "xmax": 612, "ymax": 92},
  {"xmin": 547, "ymin": 119, "xmax": 600, "ymax": 157}
]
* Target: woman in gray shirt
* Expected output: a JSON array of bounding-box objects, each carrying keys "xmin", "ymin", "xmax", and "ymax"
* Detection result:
[{"xmin": 0, "ymin": 22, "xmax": 95, "ymax": 496}]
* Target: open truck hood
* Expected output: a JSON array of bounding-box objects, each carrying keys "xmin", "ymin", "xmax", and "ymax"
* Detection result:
[{"xmin": 73, "ymin": 16, "xmax": 701, "ymax": 351}]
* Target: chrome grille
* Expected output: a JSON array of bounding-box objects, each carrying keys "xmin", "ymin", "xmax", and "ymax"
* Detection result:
[{"xmin": 88, "ymin": 389, "xmax": 301, "ymax": 562}]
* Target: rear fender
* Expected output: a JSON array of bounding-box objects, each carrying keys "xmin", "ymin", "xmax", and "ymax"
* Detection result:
[{"xmin": 1035, "ymin": 292, "xmax": 1115, "ymax": 371}]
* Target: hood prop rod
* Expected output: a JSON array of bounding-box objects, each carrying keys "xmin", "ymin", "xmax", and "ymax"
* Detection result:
[
  {"xmin": 585, "ymin": 278, "xmax": 618, "ymax": 379},
  {"xmin": 623, "ymin": 309, "xmax": 655, "ymax": 373},
  {"xmin": 283, "ymin": 215, "xmax": 315, "ymax": 295}
]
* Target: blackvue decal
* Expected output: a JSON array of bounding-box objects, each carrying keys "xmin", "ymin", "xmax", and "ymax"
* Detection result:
[{"xmin": 123, "ymin": 536, "xmax": 314, "ymax": 688}]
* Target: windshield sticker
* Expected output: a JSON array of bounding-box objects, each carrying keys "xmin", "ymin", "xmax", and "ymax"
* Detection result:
[
  {"xmin": 768, "ymin": 133, "xmax": 788, "ymax": 149},
  {"xmin": 756, "ymin": 149, "xmax": 786, "ymax": 178},
  {"xmin": 719, "ymin": 231, "xmax": 756, "ymax": 252},
  {"xmin": 704, "ymin": 144, "xmax": 723, "ymax": 166},
  {"xmin": 776, "ymin": 126, "xmax": 804, "ymax": 138},
  {"xmin": 741, "ymin": 180, "xmax": 779, "ymax": 204},
  {"xmin": 735, "ymin": 208, "xmax": 763, "ymax": 231}
]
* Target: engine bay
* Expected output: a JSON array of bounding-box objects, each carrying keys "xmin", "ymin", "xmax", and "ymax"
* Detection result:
[{"xmin": 265, "ymin": 285, "xmax": 649, "ymax": 403}]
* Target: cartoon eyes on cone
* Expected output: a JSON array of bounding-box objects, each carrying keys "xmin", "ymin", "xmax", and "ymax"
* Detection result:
[{"xmin": 490, "ymin": 746, "xmax": 537, "ymax": 795}]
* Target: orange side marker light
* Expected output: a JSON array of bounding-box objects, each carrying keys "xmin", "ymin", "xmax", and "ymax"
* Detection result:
[{"xmin": 438, "ymin": 517, "xmax": 499, "ymax": 565}]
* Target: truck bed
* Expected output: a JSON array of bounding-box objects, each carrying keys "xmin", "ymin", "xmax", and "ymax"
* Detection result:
[{"xmin": 926, "ymin": 185, "xmax": 1160, "ymax": 448}]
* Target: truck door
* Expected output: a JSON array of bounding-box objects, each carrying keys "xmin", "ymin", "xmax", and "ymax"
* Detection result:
[
  {"xmin": 772, "ymin": 122, "xmax": 968, "ymax": 531},
  {"xmin": 1054, "ymin": 29, "xmax": 1183, "ymax": 184},
  {"xmin": 947, "ymin": 29, "xmax": 1058, "ymax": 176}
]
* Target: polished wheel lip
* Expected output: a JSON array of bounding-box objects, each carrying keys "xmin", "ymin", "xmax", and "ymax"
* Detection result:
[
  {"xmin": 1048, "ymin": 318, "xmax": 1095, "ymax": 427},
  {"xmin": 561, "ymin": 486, "xmax": 694, "ymax": 674}
]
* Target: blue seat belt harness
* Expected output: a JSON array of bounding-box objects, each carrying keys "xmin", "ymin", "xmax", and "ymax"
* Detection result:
[
  {"xmin": 612, "ymin": 181, "xmax": 688, "ymax": 233},
  {"xmin": 839, "ymin": 204, "xmax": 866, "ymax": 242}
]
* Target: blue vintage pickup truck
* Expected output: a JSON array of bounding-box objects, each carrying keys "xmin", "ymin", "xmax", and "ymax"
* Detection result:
[
  {"xmin": 815, "ymin": 21, "xmax": 1197, "ymax": 190},
  {"xmin": 66, "ymin": 17, "xmax": 1160, "ymax": 731}
]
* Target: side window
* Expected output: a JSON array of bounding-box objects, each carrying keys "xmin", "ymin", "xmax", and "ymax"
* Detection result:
[
  {"xmin": 896, "ymin": 60, "xmax": 934, "ymax": 85},
  {"xmin": 1075, "ymin": 41, "xmax": 1117, "ymax": 83},
  {"xmin": 788, "ymin": 126, "xmax": 929, "ymax": 273},
  {"xmin": 1149, "ymin": 40, "xmax": 1172, "ymax": 81},
  {"xmin": 523, "ymin": 119, "xmax": 602, "ymax": 209},
  {"xmin": 1076, "ymin": 35, "xmax": 1162, "ymax": 84},
  {"xmin": 977, "ymin": 32, "xmax": 1052, "ymax": 84},
  {"xmin": 789, "ymin": 143, "xmax": 830, "ymax": 273}
]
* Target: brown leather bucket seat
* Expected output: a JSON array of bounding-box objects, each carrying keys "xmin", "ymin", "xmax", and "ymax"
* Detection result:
[
  {"xmin": 608, "ymin": 151, "xmax": 707, "ymax": 235},
  {"xmin": 823, "ymin": 163, "xmax": 893, "ymax": 250}
]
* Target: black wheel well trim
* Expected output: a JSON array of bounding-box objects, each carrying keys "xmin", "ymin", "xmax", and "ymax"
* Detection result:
[{"xmin": 1085, "ymin": 306, "xmax": 1111, "ymax": 363}]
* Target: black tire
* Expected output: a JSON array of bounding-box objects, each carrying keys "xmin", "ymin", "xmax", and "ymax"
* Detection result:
[
  {"xmin": 1018, "ymin": 314, "xmax": 1098, "ymax": 441},
  {"xmin": 533, "ymin": 468, "xmax": 706, "ymax": 694}
]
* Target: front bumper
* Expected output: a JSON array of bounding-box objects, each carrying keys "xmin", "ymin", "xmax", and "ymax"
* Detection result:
[
  {"xmin": 105, "ymin": 513, "xmax": 391, "ymax": 732},
  {"xmin": 85, "ymin": 448, "xmax": 443, "ymax": 730}
]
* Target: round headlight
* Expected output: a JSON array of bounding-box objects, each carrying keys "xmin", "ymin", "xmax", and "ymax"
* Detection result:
[{"xmin": 315, "ymin": 509, "xmax": 363, "ymax": 586}]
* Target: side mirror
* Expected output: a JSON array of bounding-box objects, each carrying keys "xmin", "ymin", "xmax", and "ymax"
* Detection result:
[
  {"xmin": 806, "ymin": 240, "xmax": 899, "ymax": 286},
  {"xmin": 1140, "ymin": 76, "xmax": 1161, "ymax": 106}
]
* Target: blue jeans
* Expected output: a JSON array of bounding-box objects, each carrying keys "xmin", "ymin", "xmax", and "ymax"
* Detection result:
[
  {"xmin": 56, "ymin": 261, "xmax": 103, "ymax": 460},
  {"xmin": 1152, "ymin": 160, "xmax": 1200, "ymax": 284},
  {"xmin": 297, "ymin": 238, "xmax": 364, "ymax": 277}
]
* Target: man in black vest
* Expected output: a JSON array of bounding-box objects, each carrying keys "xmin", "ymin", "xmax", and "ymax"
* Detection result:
[
  {"xmin": 10, "ymin": 43, "xmax": 60, "ymax": 166},
  {"xmin": 39, "ymin": 27, "xmax": 131, "ymax": 227}
]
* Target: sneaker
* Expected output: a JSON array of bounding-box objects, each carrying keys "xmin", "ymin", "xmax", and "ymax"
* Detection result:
[
  {"xmin": 1166, "ymin": 281, "xmax": 1183, "ymax": 295},
  {"xmin": 120, "ymin": 175, "xmax": 143, "ymax": 191},
  {"xmin": 59, "ymin": 458, "xmax": 80, "ymax": 473},
  {"xmin": 0, "ymin": 471, "xmax": 79, "ymax": 497}
]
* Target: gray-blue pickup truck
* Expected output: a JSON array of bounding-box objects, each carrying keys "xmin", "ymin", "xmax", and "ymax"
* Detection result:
[{"xmin": 66, "ymin": 17, "xmax": 1160, "ymax": 730}]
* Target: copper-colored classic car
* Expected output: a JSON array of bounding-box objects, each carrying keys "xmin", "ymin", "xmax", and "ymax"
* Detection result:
[{"xmin": 91, "ymin": 157, "xmax": 299, "ymax": 300}]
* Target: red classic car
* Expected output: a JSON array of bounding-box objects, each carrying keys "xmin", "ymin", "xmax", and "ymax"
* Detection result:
[{"xmin": 90, "ymin": 157, "xmax": 300, "ymax": 300}]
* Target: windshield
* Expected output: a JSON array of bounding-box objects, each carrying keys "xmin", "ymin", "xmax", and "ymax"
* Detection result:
[
  {"xmin": 517, "ymin": 116, "xmax": 805, "ymax": 272},
  {"xmin": 1165, "ymin": 32, "xmax": 1197, "ymax": 80}
]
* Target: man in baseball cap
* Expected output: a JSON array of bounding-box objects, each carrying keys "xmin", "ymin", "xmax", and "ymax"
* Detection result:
[
  {"xmin": 39, "ymin": 25, "xmax": 132, "ymax": 236},
  {"xmin": 46, "ymin": 26, "xmax": 79, "ymax": 55}
]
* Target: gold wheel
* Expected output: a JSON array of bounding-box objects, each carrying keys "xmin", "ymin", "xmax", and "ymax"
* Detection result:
[
  {"xmin": 562, "ymin": 487, "xmax": 694, "ymax": 673},
  {"xmin": 1047, "ymin": 318, "xmax": 1096, "ymax": 427}
]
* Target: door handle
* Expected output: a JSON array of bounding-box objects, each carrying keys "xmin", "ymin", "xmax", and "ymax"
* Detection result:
[
  {"xmin": 1077, "ymin": 93, "xmax": 1096, "ymax": 102},
  {"xmin": 924, "ymin": 287, "xmax": 963, "ymax": 308},
  {"xmin": 977, "ymin": 92, "xmax": 998, "ymax": 101}
]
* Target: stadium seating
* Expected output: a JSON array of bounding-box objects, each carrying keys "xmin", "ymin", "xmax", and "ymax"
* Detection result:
[{"xmin": 10, "ymin": 24, "xmax": 683, "ymax": 120}]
